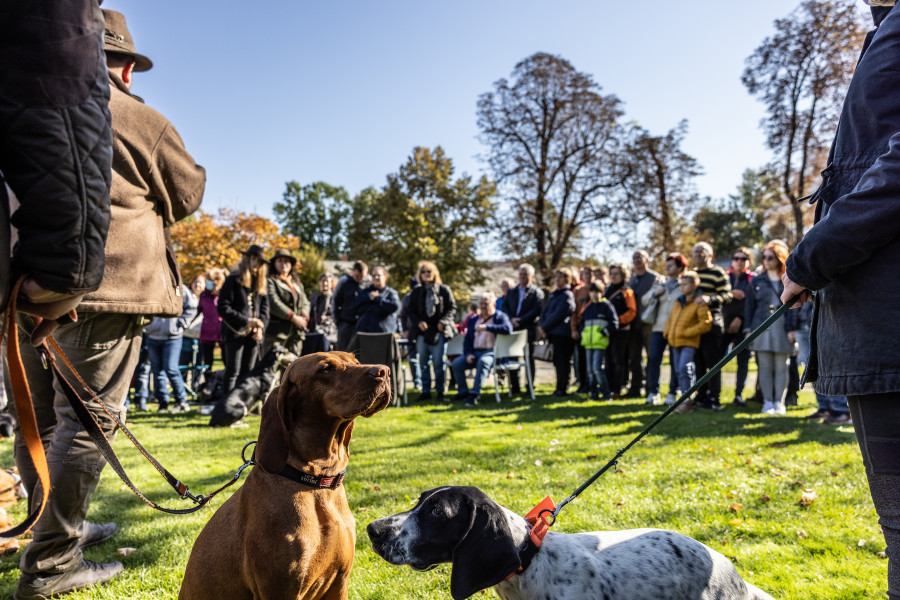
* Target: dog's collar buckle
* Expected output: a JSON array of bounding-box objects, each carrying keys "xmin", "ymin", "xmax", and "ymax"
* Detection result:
[{"xmin": 276, "ymin": 464, "xmax": 347, "ymax": 489}]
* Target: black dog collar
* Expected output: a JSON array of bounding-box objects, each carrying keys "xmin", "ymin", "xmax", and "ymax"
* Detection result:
[{"xmin": 276, "ymin": 464, "xmax": 346, "ymax": 489}]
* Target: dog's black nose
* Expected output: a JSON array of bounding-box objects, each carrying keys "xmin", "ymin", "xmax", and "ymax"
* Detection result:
[
  {"xmin": 366, "ymin": 521, "xmax": 386, "ymax": 542},
  {"xmin": 368, "ymin": 365, "xmax": 389, "ymax": 380}
]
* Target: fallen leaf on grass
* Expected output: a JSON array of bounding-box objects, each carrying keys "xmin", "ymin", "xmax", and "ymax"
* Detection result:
[
  {"xmin": 729, "ymin": 504, "xmax": 743, "ymax": 513},
  {"xmin": 831, "ymin": 472, "xmax": 839, "ymax": 477},
  {"xmin": 534, "ymin": 460, "xmax": 543, "ymax": 467},
  {"xmin": 616, "ymin": 499, "xmax": 626, "ymax": 506},
  {"xmin": 117, "ymin": 547, "xmax": 136, "ymax": 557},
  {"xmin": 858, "ymin": 539, "xmax": 867, "ymax": 547},
  {"xmin": 451, "ymin": 469, "xmax": 457, "ymax": 473},
  {"xmin": 507, "ymin": 472, "xmax": 515, "ymax": 479},
  {"xmin": 615, "ymin": 467, "xmax": 627, "ymax": 474},
  {"xmin": 516, "ymin": 425, "xmax": 523, "ymax": 430},
  {"xmin": 877, "ymin": 551, "xmax": 888, "ymax": 559},
  {"xmin": 760, "ymin": 494, "xmax": 771, "ymax": 503},
  {"xmin": 550, "ymin": 439, "xmax": 559, "ymax": 446},
  {"xmin": 799, "ymin": 489, "xmax": 817, "ymax": 506},
  {"xmin": 797, "ymin": 530, "xmax": 809, "ymax": 539},
  {"xmin": 370, "ymin": 485, "xmax": 381, "ymax": 491},
  {"xmin": 811, "ymin": 460, "xmax": 823, "ymax": 465},
  {"xmin": 586, "ymin": 454, "xmax": 598, "ymax": 460},
  {"xmin": 769, "ymin": 443, "xmax": 787, "ymax": 448},
  {"xmin": 556, "ymin": 482, "xmax": 565, "ymax": 488},
  {"xmin": 729, "ymin": 518, "xmax": 743, "ymax": 527}
]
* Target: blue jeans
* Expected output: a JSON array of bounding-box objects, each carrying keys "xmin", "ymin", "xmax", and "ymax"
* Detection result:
[
  {"xmin": 416, "ymin": 333, "xmax": 446, "ymax": 394},
  {"xmin": 671, "ymin": 346, "xmax": 696, "ymax": 398},
  {"xmin": 817, "ymin": 393, "xmax": 850, "ymax": 416},
  {"xmin": 147, "ymin": 337, "xmax": 187, "ymax": 405},
  {"xmin": 648, "ymin": 332, "xmax": 678, "ymax": 395},
  {"xmin": 720, "ymin": 332, "xmax": 751, "ymax": 397},
  {"xmin": 451, "ymin": 350, "xmax": 494, "ymax": 396},
  {"xmin": 585, "ymin": 348, "xmax": 610, "ymax": 398}
]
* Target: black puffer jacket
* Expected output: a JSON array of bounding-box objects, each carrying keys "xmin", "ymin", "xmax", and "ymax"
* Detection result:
[{"xmin": 0, "ymin": 1, "xmax": 112, "ymax": 310}]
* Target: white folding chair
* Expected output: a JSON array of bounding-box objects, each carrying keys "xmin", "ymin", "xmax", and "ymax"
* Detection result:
[
  {"xmin": 491, "ymin": 331, "xmax": 535, "ymax": 403},
  {"xmin": 442, "ymin": 334, "xmax": 466, "ymax": 391}
]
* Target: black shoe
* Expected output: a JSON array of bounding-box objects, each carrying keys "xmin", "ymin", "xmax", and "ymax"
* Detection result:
[
  {"xmin": 15, "ymin": 559, "xmax": 124, "ymax": 600},
  {"xmin": 551, "ymin": 390, "xmax": 568, "ymax": 397},
  {"xmin": 464, "ymin": 394, "xmax": 479, "ymax": 407},
  {"xmin": 415, "ymin": 392, "xmax": 432, "ymax": 402},
  {"xmin": 625, "ymin": 388, "xmax": 642, "ymax": 398},
  {"xmin": 157, "ymin": 402, "xmax": 169, "ymax": 412},
  {"xmin": 450, "ymin": 392, "xmax": 470, "ymax": 402},
  {"xmin": 78, "ymin": 521, "xmax": 118, "ymax": 550},
  {"xmin": 694, "ymin": 397, "xmax": 712, "ymax": 410},
  {"xmin": 436, "ymin": 393, "xmax": 445, "ymax": 403},
  {"xmin": 576, "ymin": 386, "xmax": 590, "ymax": 394},
  {"xmin": 785, "ymin": 393, "xmax": 798, "ymax": 406},
  {"xmin": 733, "ymin": 395, "xmax": 747, "ymax": 407}
]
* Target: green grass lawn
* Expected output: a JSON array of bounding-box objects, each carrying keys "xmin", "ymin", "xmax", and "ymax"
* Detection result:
[{"xmin": 0, "ymin": 380, "xmax": 886, "ymax": 599}]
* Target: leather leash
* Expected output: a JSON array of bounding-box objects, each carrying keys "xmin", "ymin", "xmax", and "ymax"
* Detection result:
[
  {"xmin": 40, "ymin": 336, "xmax": 250, "ymax": 514},
  {"xmin": 0, "ymin": 278, "xmax": 51, "ymax": 537}
]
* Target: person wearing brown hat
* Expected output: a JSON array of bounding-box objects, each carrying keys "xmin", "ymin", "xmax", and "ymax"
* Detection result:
[
  {"xmin": 262, "ymin": 249, "xmax": 310, "ymax": 356},
  {"xmin": 218, "ymin": 246, "xmax": 270, "ymax": 392},
  {"xmin": 11, "ymin": 8, "xmax": 205, "ymax": 600}
]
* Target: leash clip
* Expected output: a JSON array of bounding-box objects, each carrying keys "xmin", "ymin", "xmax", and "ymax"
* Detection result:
[{"xmin": 38, "ymin": 347, "xmax": 51, "ymax": 370}]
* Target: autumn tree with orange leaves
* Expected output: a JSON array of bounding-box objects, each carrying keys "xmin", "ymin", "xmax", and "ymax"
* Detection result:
[{"xmin": 171, "ymin": 207, "xmax": 325, "ymax": 290}]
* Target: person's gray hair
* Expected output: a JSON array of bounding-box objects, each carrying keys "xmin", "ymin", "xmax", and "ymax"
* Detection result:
[
  {"xmin": 518, "ymin": 264, "xmax": 535, "ymax": 277},
  {"xmin": 633, "ymin": 249, "xmax": 649, "ymax": 259}
]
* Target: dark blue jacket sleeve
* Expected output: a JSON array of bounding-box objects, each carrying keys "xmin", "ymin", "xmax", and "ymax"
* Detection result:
[
  {"xmin": 786, "ymin": 131, "xmax": 900, "ymax": 290},
  {"xmin": 487, "ymin": 311, "xmax": 513, "ymax": 334}
]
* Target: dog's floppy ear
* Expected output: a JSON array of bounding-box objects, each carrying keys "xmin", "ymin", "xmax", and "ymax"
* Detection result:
[
  {"xmin": 255, "ymin": 365, "xmax": 295, "ymax": 473},
  {"xmin": 449, "ymin": 495, "xmax": 521, "ymax": 600}
]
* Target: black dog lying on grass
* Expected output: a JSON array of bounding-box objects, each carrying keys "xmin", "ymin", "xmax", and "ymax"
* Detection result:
[{"xmin": 208, "ymin": 346, "xmax": 296, "ymax": 427}]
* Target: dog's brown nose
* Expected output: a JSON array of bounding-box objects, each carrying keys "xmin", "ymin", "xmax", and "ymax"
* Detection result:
[{"xmin": 368, "ymin": 365, "xmax": 389, "ymax": 380}]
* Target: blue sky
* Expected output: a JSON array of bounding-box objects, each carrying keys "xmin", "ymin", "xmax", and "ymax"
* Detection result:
[{"xmin": 102, "ymin": 1, "xmax": 868, "ymax": 249}]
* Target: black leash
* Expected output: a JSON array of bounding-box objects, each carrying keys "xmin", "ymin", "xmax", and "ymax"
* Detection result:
[{"xmin": 540, "ymin": 296, "xmax": 799, "ymax": 525}]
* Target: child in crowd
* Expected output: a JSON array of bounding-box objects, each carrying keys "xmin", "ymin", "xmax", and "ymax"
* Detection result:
[
  {"xmin": 664, "ymin": 272, "xmax": 713, "ymax": 414},
  {"xmin": 578, "ymin": 281, "xmax": 619, "ymax": 400}
]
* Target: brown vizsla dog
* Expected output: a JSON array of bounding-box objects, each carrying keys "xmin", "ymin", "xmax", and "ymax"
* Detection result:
[{"xmin": 179, "ymin": 351, "xmax": 392, "ymax": 600}]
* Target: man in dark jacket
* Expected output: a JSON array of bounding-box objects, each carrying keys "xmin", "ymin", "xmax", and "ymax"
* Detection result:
[
  {"xmin": 10, "ymin": 10, "xmax": 205, "ymax": 598},
  {"xmin": 332, "ymin": 260, "xmax": 368, "ymax": 351},
  {"xmin": 0, "ymin": 0, "xmax": 111, "ymax": 338},
  {"xmin": 350, "ymin": 266, "xmax": 401, "ymax": 336},
  {"xmin": 782, "ymin": 3, "xmax": 900, "ymax": 597},
  {"xmin": 722, "ymin": 248, "xmax": 753, "ymax": 406},
  {"xmin": 501, "ymin": 264, "xmax": 545, "ymax": 394}
]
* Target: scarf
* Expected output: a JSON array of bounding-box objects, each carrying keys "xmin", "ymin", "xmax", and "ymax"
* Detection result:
[{"xmin": 425, "ymin": 284, "xmax": 437, "ymax": 318}]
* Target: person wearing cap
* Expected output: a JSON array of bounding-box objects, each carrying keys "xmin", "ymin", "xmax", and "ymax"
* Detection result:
[
  {"xmin": 218, "ymin": 245, "xmax": 270, "ymax": 393},
  {"xmin": 8, "ymin": 9, "xmax": 205, "ymax": 598},
  {"xmin": 262, "ymin": 249, "xmax": 309, "ymax": 356}
]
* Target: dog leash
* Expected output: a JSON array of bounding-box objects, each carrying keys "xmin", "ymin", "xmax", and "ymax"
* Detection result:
[
  {"xmin": 0, "ymin": 278, "xmax": 52, "ymax": 537},
  {"xmin": 38, "ymin": 337, "xmax": 253, "ymax": 514},
  {"xmin": 535, "ymin": 296, "xmax": 800, "ymax": 528}
]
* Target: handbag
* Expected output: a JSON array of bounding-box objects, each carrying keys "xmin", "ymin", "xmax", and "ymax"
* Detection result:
[
  {"xmin": 641, "ymin": 293, "xmax": 660, "ymax": 325},
  {"xmin": 532, "ymin": 339, "xmax": 554, "ymax": 362}
]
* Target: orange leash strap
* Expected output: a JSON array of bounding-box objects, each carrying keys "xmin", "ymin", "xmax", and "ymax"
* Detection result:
[{"xmin": 0, "ymin": 277, "xmax": 51, "ymax": 537}]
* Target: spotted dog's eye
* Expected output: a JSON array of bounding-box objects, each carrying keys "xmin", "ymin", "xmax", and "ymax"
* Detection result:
[{"xmin": 430, "ymin": 506, "xmax": 443, "ymax": 518}]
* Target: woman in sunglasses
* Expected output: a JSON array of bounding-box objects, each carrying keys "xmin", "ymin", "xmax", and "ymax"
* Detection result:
[{"xmin": 744, "ymin": 241, "xmax": 797, "ymax": 415}]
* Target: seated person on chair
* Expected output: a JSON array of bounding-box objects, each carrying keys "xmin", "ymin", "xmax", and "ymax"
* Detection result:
[{"xmin": 450, "ymin": 292, "xmax": 512, "ymax": 406}]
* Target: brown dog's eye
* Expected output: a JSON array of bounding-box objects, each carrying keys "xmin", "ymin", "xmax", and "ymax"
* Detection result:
[{"xmin": 318, "ymin": 363, "xmax": 334, "ymax": 374}]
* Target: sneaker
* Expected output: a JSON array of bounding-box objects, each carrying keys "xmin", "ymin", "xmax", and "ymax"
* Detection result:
[
  {"xmin": 646, "ymin": 393, "xmax": 661, "ymax": 405},
  {"xmin": 78, "ymin": 521, "xmax": 118, "ymax": 550},
  {"xmin": 664, "ymin": 393, "xmax": 677, "ymax": 406},
  {"xmin": 708, "ymin": 401, "xmax": 724, "ymax": 411},
  {"xmin": 15, "ymin": 559, "xmax": 124, "ymax": 600},
  {"xmin": 805, "ymin": 409, "xmax": 831, "ymax": 420},
  {"xmin": 761, "ymin": 400, "xmax": 774, "ymax": 414},
  {"xmin": 733, "ymin": 395, "xmax": 746, "ymax": 407},
  {"xmin": 172, "ymin": 402, "xmax": 192, "ymax": 413},
  {"xmin": 825, "ymin": 413, "xmax": 852, "ymax": 426},
  {"xmin": 773, "ymin": 402, "xmax": 787, "ymax": 415}
]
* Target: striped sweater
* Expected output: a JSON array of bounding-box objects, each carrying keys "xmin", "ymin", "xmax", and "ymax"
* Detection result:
[{"xmin": 695, "ymin": 266, "xmax": 732, "ymax": 310}]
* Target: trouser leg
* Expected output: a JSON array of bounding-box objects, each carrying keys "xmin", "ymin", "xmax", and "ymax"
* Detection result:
[
  {"xmin": 627, "ymin": 325, "xmax": 643, "ymax": 393},
  {"xmin": 10, "ymin": 314, "xmax": 142, "ymax": 575},
  {"xmin": 450, "ymin": 356, "xmax": 469, "ymax": 394},
  {"xmin": 415, "ymin": 337, "xmax": 431, "ymax": 393},
  {"xmin": 222, "ymin": 341, "xmax": 244, "ymax": 392},
  {"xmin": 848, "ymin": 394, "xmax": 900, "ymax": 600},
  {"xmin": 756, "ymin": 351, "xmax": 774, "ymax": 403},
  {"xmin": 471, "ymin": 352, "xmax": 494, "ymax": 395},
  {"xmin": 696, "ymin": 329, "xmax": 722, "ymax": 402},
  {"xmin": 147, "ymin": 338, "xmax": 169, "ymax": 405},
  {"xmin": 647, "ymin": 332, "xmax": 665, "ymax": 395},
  {"xmin": 773, "ymin": 352, "xmax": 789, "ymax": 405},
  {"xmin": 164, "ymin": 338, "xmax": 188, "ymax": 403}
]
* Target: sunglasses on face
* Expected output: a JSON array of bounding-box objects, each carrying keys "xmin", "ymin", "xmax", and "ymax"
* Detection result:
[
  {"xmin": 762, "ymin": 254, "xmax": 777, "ymax": 260},
  {"xmin": 732, "ymin": 255, "xmax": 749, "ymax": 261}
]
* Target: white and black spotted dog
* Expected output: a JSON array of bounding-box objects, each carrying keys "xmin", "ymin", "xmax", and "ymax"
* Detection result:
[{"xmin": 367, "ymin": 486, "xmax": 775, "ymax": 600}]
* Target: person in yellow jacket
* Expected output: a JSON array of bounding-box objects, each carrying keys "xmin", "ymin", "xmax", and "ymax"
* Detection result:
[{"xmin": 663, "ymin": 272, "xmax": 713, "ymax": 413}]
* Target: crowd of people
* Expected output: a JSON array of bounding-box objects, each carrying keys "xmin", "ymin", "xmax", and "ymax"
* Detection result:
[{"xmin": 145, "ymin": 237, "xmax": 847, "ymax": 426}]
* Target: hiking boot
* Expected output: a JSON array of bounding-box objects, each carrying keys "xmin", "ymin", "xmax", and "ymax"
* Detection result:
[
  {"xmin": 674, "ymin": 399, "xmax": 695, "ymax": 414},
  {"xmin": 15, "ymin": 559, "xmax": 124, "ymax": 600},
  {"xmin": 79, "ymin": 521, "xmax": 118, "ymax": 550},
  {"xmin": 172, "ymin": 402, "xmax": 192, "ymax": 413}
]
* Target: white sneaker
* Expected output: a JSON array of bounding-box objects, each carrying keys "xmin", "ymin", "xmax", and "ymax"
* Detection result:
[
  {"xmin": 664, "ymin": 393, "xmax": 677, "ymax": 406},
  {"xmin": 762, "ymin": 400, "xmax": 775, "ymax": 415},
  {"xmin": 773, "ymin": 402, "xmax": 786, "ymax": 415},
  {"xmin": 646, "ymin": 393, "xmax": 661, "ymax": 405}
]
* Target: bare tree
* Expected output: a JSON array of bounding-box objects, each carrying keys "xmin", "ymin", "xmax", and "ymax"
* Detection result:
[
  {"xmin": 742, "ymin": 0, "xmax": 865, "ymax": 244},
  {"xmin": 477, "ymin": 52, "xmax": 623, "ymax": 283},
  {"xmin": 616, "ymin": 120, "xmax": 703, "ymax": 262}
]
